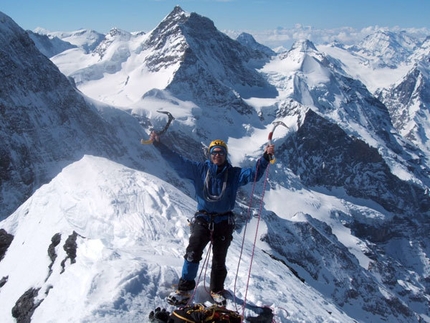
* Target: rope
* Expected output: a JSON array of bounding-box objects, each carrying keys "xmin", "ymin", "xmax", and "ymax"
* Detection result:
[
  {"xmin": 201, "ymin": 242, "xmax": 213, "ymax": 295},
  {"xmin": 241, "ymin": 165, "xmax": 271, "ymax": 319},
  {"xmin": 232, "ymin": 157, "xmax": 272, "ymax": 320},
  {"xmin": 189, "ymin": 157, "xmax": 272, "ymax": 320},
  {"xmin": 202, "ymin": 226, "xmax": 215, "ymax": 296},
  {"xmin": 232, "ymin": 159, "xmax": 262, "ymax": 309},
  {"xmin": 187, "ymin": 228, "xmax": 214, "ymax": 305}
]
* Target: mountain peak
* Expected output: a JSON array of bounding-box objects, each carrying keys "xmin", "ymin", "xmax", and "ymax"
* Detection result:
[
  {"xmin": 236, "ymin": 32, "xmax": 275, "ymax": 57},
  {"xmin": 356, "ymin": 30, "xmax": 419, "ymax": 68},
  {"xmin": 290, "ymin": 39, "xmax": 318, "ymax": 52},
  {"xmin": 107, "ymin": 27, "xmax": 130, "ymax": 38},
  {"xmin": 172, "ymin": 5, "xmax": 185, "ymax": 15},
  {"xmin": 162, "ymin": 5, "xmax": 188, "ymax": 26},
  {"xmin": 0, "ymin": 11, "xmax": 26, "ymax": 39},
  {"xmin": 146, "ymin": 5, "xmax": 189, "ymax": 48}
]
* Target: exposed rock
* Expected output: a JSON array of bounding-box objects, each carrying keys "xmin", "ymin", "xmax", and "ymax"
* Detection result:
[
  {"xmin": 0, "ymin": 12, "xmax": 145, "ymax": 219},
  {"xmin": 283, "ymin": 109, "xmax": 430, "ymax": 215},
  {"xmin": 11, "ymin": 288, "xmax": 42, "ymax": 323},
  {"xmin": 60, "ymin": 231, "xmax": 78, "ymax": 273},
  {"xmin": 0, "ymin": 228, "xmax": 13, "ymax": 261},
  {"xmin": 0, "ymin": 275, "xmax": 8, "ymax": 288},
  {"xmin": 47, "ymin": 233, "xmax": 61, "ymax": 279}
]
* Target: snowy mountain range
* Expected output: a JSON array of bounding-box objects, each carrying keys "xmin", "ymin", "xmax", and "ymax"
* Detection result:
[{"xmin": 1, "ymin": 5, "xmax": 430, "ymax": 323}]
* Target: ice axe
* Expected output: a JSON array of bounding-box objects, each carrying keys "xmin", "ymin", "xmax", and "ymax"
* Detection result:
[
  {"xmin": 140, "ymin": 110, "xmax": 175, "ymax": 144},
  {"xmin": 267, "ymin": 121, "xmax": 288, "ymax": 164}
]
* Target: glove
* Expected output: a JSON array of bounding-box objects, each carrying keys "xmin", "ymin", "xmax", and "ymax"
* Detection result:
[
  {"xmin": 149, "ymin": 131, "xmax": 160, "ymax": 143},
  {"xmin": 263, "ymin": 144, "xmax": 275, "ymax": 161},
  {"xmin": 149, "ymin": 307, "xmax": 170, "ymax": 323}
]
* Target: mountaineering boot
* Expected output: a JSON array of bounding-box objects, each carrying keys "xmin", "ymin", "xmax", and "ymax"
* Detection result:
[
  {"xmin": 210, "ymin": 290, "xmax": 227, "ymax": 306},
  {"xmin": 166, "ymin": 290, "xmax": 191, "ymax": 306}
]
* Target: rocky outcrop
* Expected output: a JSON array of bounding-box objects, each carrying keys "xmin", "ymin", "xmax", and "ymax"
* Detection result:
[
  {"xmin": 12, "ymin": 288, "xmax": 42, "ymax": 323},
  {"xmin": 0, "ymin": 12, "xmax": 143, "ymax": 219},
  {"xmin": 283, "ymin": 109, "xmax": 429, "ymax": 215},
  {"xmin": 0, "ymin": 229, "xmax": 13, "ymax": 261}
]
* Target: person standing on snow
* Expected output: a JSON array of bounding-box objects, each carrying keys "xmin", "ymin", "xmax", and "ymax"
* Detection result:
[{"xmin": 149, "ymin": 132, "xmax": 275, "ymax": 305}]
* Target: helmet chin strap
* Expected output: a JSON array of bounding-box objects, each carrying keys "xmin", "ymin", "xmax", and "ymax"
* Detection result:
[{"xmin": 203, "ymin": 168, "xmax": 228, "ymax": 202}]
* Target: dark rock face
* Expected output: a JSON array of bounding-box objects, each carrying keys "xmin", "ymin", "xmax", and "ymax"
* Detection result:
[
  {"xmin": 144, "ymin": 5, "xmax": 189, "ymax": 72},
  {"xmin": 0, "ymin": 276, "xmax": 7, "ymax": 287},
  {"xmin": 0, "ymin": 229, "xmax": 13, "ymax": 261},
  {"xmin": 46, "ymin": 231, "xmax": 79, "ymax": 275},
  {"xmin": 61, "ymin": 231, "xmax": 78, "ymax": 272},
  {"xmin": 12, "ymin": 288, "xmax": 42, "ymax": 323},
  {"xmin": 48, "ymin": 233, "xmax": 62, "ymax": 263},
  {"xmin": 47, "ymin": 233, "xmax": 61, "ymax": 279},
  {"xmin": 0, "ymin": 13, "xmax": 141, "ymax": 220},
  {"xmin": 7, "ymin": 231, "xmax": 79, "ymax": 322},
  {"xmin": 261, "ymin": 212, "xmax": 418, "ymax": 322},
  {"xmin": 379, "ymin": 60, "xmax": 430, "ymax": 152},
  {"xmin": 283, "ymin": 109, "xmax": 429, "ymax": 215},
  {"xmin": 0, "ymin": 229, "xmax": 13, "ymax": 292}
]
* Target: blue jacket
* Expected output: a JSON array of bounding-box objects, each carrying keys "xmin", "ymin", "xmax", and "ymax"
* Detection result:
[{"xmin": 153, "ymin": 141, "xmax": 270, "ymax": 214}]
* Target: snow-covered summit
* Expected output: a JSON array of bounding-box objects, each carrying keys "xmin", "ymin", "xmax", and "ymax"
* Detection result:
[
  {"xmin": 1, "ymin": 155, "xmax": 362, "ymax": 323},
  {"xmin": 353, "ymin": 30, "xmax": 419, "ymax": 68},
  {"xmin": 378, "ymin": 57, "xmax": 430, "ymax": 158},
  {"xmin": 236, "ymin": 32, "xmax": 276, "ymax": 58}
]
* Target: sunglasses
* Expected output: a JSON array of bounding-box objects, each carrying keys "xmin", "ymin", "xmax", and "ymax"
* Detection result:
[{"xmin": 211, "ymin": 151, "xmax": 225, "ymax": 156}]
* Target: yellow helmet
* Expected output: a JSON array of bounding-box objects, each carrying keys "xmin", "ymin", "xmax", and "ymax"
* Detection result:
[{"xmin": 209, "ymin": 139, "xmax": 228, "ymax": 154}]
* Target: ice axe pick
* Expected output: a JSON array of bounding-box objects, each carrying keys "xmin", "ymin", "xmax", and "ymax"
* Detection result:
[
  {"xmin": 141, "ymin": 110, "xmax": 175, "ymax": 145},
  {"xmin": 267, "ymin": 121, "xmax": 288, "ymax": 164}
]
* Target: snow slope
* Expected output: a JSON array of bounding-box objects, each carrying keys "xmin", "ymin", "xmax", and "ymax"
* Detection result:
[{"xmin": 0, "ymin": 155, "xmax": 356, "ymax": 323}]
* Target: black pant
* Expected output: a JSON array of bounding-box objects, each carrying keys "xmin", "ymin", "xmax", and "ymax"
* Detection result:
[{"xmin": 184, "ymin": 217, "xmax": 234, "ymax": 292}]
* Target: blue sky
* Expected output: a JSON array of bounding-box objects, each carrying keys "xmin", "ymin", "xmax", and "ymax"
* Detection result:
[{"xmin": 1, "ymin": 0, "xmax": 429, "ymax": 34}]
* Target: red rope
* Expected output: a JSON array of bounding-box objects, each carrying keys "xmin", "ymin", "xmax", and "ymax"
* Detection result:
[
  {"xmin": 232, "ymin": 159, "xmax": 262, "ymax": 307},
  {"xmin": 241, "ymin": 165, "xmax": 270, "ymax": 319},
  {"xmin": 232, "ymin": 159, "xmax": 271, "ymax": 321},
  {"xmin": 190, "ymin": 159, "xmax": 272, "ymax": 320}
]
